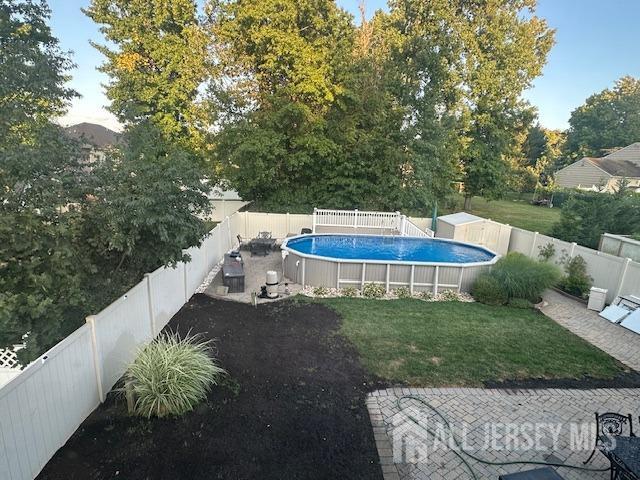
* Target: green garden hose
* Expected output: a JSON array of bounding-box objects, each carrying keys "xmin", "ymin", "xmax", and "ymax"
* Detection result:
[{"xmin": 395, "ymin": 395, "xmax": 610, "ymax": 479}]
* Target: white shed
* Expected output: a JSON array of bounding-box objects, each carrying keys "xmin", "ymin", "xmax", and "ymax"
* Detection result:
[
  {"xmin": 436, "ymin": 212, "xmax": 512, "ymax": 255},
  {"xmin": 436, "ymin": 212, "xmax": 485, "ymax": 240}
]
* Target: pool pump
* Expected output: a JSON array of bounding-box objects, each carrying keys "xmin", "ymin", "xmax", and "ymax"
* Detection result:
[{"xmin": 265, "ymin": 271, "xmax": 279, "ymax": 299}]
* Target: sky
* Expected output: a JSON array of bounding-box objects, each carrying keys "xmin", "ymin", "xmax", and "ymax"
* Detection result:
[{"xmin": 50, "ymin": 0, "xmax": 640, "ymax": 132}]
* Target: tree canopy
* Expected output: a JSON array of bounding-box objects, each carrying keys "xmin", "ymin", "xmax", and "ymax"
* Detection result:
[
  {"xmin": 210, "ymin": 0, "xmax": 554, "ymax": 211},
  {"xmin": 84, "ymin": 0, "xmax": 210, "ymax": 153},
  {"xmin": 565, "ymin": 76, "xmax": 640, "ymax": 158}
]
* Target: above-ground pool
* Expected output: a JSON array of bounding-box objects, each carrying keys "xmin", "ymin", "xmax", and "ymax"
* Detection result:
[
  {"xmin": 281, "ymin": 234, "xmax": 498, "ymax": 294},
  {"xmin": 284, "ymin": 234, "xmax": 495, "ymax": 264}
]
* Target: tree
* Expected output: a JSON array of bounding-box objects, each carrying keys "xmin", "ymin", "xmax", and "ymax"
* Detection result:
[
  {"xmin": 84, "ymin": 0, "xmax": 210, "ymax": 153},
  {"xmin": 453, "ymin": 0, "xmax": 554, "ymax": 208},
  {"xmin": 79, "ymin": 122, "xmax": 211, "ymax": 307},
  {"xmin": 0, "ymin": 0, "xmax": 85, "ymax": 362},
  {"xmin": 552, "ymin": 191, "xmax": 640, "ymax": 249},
  {"xmin": 209, "ymin": 0, "xmax": 356, "ymax": 208},
  {"xmin": 374, "ymin": 0, "xmax": 553, "ymax": 210},
  {"xmin": 565, "ymin": 76, "xmax": 640, "ymax": 158}
]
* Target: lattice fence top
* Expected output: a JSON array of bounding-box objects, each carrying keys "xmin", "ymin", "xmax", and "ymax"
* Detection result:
[{"xmin": 0, "ymin": 346, "xmax": 22, "ymax": 370}]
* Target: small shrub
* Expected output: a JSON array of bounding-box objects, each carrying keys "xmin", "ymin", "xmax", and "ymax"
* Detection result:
[
  {"xmin": 313, "ymin": 286, "xmax": 329, "ymax": 296},
  {"xmin": 439, "ymin": 289, "xmax": 460, "ymax": 302},
  {"xmin": 125, "ymin": 333, "xmax": 225, "ymax": 418},
  {"xmin": 508, "ymin": 297, "xmax": 534, "ymax": 309},
  {"xmin": 362, "ymin": 282, "xmax": 386, "ymax": 298},
  {"xmin": 341, "ymin": 286, "xmax": 358, "ymax": 297},
  {"xmin": 538, "ymin": 243, "xmax": 556, "ymax": 262},
  {"xmin": 490, "ymin": 252, "xmax": 561, "ymax": 302},
  {"xmin": 472, "ymin": 274, "xmax": 508, "ymax": 305},
  {"xmin": 394, "ymin": 286, "xmax": 411, "ymax": 298},
  {"xmin": 419, "ymin": 291, "xmax": 434, "ymax": 301},
  {"xmin": 558, "ymin": 255, "xmax": 592, "ymax": 298}
]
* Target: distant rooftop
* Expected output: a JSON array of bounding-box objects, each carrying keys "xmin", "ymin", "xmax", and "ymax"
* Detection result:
[{"xmin": 64, "ymin": 122, "xmax": 122, "ymax": 149}]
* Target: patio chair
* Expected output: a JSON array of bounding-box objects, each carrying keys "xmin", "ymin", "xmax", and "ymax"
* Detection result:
[
  {"xmin": 300, "ymin": 228, "xmax": 312, "ymax": 234},
  {"xmin": 583, "ymin": 412, "xmax": 635, "ymax": 465},
  {"xmin": 237, "ymin": 234, "xmax": 249, "ymax": 250}
]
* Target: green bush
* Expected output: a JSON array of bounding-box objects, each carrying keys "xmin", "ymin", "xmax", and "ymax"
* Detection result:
[
  {"xmin": 558, "ymin": 255, "xmax": 592, "ymax": 298},
  {"xmin": 313, "ymin": 286, "xmax": 329, "ymax": 296},
  {"xmin": 419, "ymin": 291, "xmax": 434, "ymax": 301},
  {"xmin": 508, "ymin": 297, "xmax": 534, "ymax": 309},
  {"xmin": 490, "ymin": 252, "xmax": 561, "ymax": 302},
  {"xmin": 472, "ymin": 274, "xmax": 508, "ymax": 305},
  {"xmin": 394, "ymin": 286, "xmax": 411, "ymax": 298},
  {"xmin": 537, "ymin": 243, "xmax": 555, "ymax": 262},
  {"xmin": 125, "ymin": 333, "xmax": 225, "ymax": 418},
  {"xmin": 341, "ymin": 286, "xmax": 358, "ymax": 297},
  {"xmin": 362, "ymin": 283, "xmax": 386, "ymax": 298},
  {"xmin": 439, "ymin": 289, "xmax": 460, "ymax": 302}
]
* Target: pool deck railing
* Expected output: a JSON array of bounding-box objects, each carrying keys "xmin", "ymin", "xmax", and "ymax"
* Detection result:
[{"xmin": 312, "ymin": 208, "xmax": 434, "ymax": 238}]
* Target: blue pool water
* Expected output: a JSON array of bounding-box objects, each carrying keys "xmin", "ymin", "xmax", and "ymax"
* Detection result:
[{"xmin": 284, "ymin": 235, "xmax": 495, "ymax": 263}]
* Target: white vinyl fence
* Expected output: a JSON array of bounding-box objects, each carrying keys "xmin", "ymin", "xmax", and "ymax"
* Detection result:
[
  {"xmin": 506, "ymin": 228, "xmax": 640, "ymax": 303},
  {"xmin": 599, "ymin": 233, "xmax": 640, "ymax": 263},
  {"xmin": 0, "ymin": 217, "xmax": 235, "ymax": 480}
]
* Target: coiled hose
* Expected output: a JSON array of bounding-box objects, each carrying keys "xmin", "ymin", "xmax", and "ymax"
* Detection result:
[{"xmin": 395, "ymin": 395, "xmax": 610, "ymax": 479}]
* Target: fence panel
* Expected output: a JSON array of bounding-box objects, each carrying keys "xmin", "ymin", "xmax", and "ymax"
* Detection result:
[
  {"xmin": 573, "ymin": 246, "xmax": 627, "ymax": 303},
  {"xmin": 0, "ymin": 325, "xmax": 99, "ymax": 480},
  {"xmin": 620, "ymin": 261, "xmax": 640, "ymax": 298},
  {"xmin": 242, "ymin": 212, "xmax": 289, "ymax": 239},
  {"xmin": 184, "ymin": 243, "xmax": 208, "ymax": 298},
  {"xmin": 508, "ymin": 227, "xmax": 535, "ymax": 254},
  {"xmin": 532, "ymin": 234, "xmax": 573, "ymax": 264},
  {"xmin": 92, "ymin": 279, "xmax": 153, "ymax": 395},
  {"xmin": 147, "ymin": 263, "xmax": 186, "ymax": 335}
]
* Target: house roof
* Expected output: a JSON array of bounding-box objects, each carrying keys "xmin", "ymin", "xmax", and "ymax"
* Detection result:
[
  {"xmin": 64, "ymin": 123, "xmax": 122, "ymax": 149},
  {"xmin": 588, "ymin": 157, "xmax": 640, "ymax": 178},
  {"xmin": 603, "ymin": 142, "xmax": 640, "ymax": 163},
  {"xmin": 555, "ymin": 142, "xmax": 640, "ymax": 179}
]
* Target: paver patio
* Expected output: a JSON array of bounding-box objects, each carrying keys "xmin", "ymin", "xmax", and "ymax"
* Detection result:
[
  {"xmin": 541, "ymin": 290, "xmax": 640, "ymax": 371},
  {"xmin": 368, "ymin": 387, "xmax": 640, "ymax": 480}
]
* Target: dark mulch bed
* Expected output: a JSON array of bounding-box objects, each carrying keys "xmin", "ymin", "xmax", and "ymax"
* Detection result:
[
  {"xmin": 484, "ymin": 370, "xmax": 640, "ymax": 390},
  {"xmin": 37, "ymin": 295, "xmax": 386, "ymax": 480}
]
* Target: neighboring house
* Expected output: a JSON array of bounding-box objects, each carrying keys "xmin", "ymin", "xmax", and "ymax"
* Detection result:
[
  {"xmin": 64, "ymin": 122, "xmax": 122, "ymax": 167},
  {"xmin": 554, "ymin": 142, "xmax": 640, "ymax": 193},
  {"xmin": 207, "ymin": 186, "xmax": 250, "ymax": 222}
]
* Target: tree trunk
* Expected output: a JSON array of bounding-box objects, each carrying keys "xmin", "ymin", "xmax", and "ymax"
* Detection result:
[{"xmin": 463, "ymin": 194, "xmax": 472, "ymax": 211}]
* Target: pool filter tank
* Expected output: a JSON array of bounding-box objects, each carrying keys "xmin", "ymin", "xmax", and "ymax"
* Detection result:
[{"xmin": 266, "ymin": 271, "xmax": 279, "ymax": 299}]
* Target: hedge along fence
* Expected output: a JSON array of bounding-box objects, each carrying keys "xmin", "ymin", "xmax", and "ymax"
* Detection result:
[
  {"xmin": 508, "ymin": 227, "xmax": 639, "ymax": 303},
  {"xmin": 0, "ymin": 217, "xmax": 235, "ymax": 480}
]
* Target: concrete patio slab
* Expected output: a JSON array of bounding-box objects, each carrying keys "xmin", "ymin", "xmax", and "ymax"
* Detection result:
[{"xmin": 203, "ymin": 247, "xmax": 302, "ymax": 303}]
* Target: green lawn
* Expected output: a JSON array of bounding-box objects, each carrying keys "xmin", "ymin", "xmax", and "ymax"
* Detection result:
[
  {"xmin": 321, "ymin": 298, "xmax": 625, "ymax": 386},
  {"xmin": 443, "ymin": 194, "xmax": 560, "ymax": 234}
]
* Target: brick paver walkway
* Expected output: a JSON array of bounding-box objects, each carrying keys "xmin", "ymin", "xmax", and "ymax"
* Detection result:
[
  {"xmin": 368, "ymin": 388, "xmax": 640, "ymax": 480},
  {"xmin": 541, "ymin": 290, "xmax": 640, "ymax": 371}
]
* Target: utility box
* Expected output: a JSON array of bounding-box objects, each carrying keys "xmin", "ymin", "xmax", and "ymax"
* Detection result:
[{"xmin": 587, "ymin": 287, "xmax": 607, "ymax": 312}]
